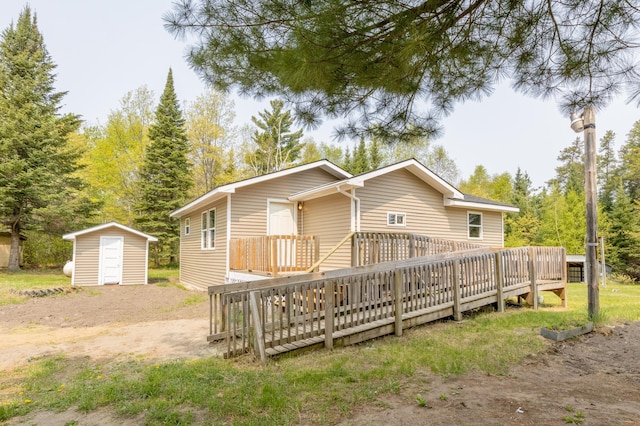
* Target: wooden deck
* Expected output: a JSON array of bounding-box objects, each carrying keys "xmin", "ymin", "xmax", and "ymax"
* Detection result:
[{"xmin": 208, "ymin": 245, "xmax": 567, "ymax": 362}]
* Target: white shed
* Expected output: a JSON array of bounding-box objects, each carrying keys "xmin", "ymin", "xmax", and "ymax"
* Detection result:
[{"xmin": 62, "ymin": 222, "xmax": 158, "ymax": 286}]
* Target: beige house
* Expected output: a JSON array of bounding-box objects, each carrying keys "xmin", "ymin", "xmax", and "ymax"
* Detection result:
[
  {"xmin": 0, "ymin": 232, "xmax": 25, "ymax": 268},
  {"xmin": 171, "ymin": 159, "xmax": 518, "ymax": 290},
  {"xmin": 62, "ymin": 222, "xmax": 158, "ymax": 286}
]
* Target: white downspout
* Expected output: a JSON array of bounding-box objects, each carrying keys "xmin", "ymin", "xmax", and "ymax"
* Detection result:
[
  {"xmin": 337, "ymin": 185, "xmax": 360, "ymax": 232},
  {"xmin": 225, "ymin": 193, "xmax": 232, "ymax": 281}
]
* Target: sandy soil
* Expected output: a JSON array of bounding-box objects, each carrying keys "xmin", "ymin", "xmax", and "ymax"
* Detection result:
[{"xmin": 2, "ymin": 284, "xmax": 640, "ymax": 425}]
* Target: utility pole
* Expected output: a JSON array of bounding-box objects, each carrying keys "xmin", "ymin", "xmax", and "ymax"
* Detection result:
[{"xmin": 570, "ymin": 106, "xmax": 599, "ymax": 319}]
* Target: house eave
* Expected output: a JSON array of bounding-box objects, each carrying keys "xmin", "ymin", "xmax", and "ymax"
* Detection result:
[{"xmin": 444, "ymin": 198, "xmax": 520, "ymax": 213}]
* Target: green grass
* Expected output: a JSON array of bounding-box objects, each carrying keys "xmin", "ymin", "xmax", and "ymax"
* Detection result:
[
  {"xmin": 0, "ymin": 269, "xmax": 71, "ymax": 306},
  {"xmin": 1, "ymin": 280, "xmax": 639, "ymax": 424}
]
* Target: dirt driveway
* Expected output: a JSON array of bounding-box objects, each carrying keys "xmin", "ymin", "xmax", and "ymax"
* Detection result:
[
  {"xmin": 2, "ymin": 284, "xmax": 640, "ymax": 425},
  {"xmin": 0, "ymin": 284, "xmax": 220, "ymax": 369}
]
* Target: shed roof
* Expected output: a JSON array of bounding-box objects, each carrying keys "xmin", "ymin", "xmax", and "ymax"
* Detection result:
[{"xmin": 62, "ymin": 222, "xmax": 158, "ymax": 242}]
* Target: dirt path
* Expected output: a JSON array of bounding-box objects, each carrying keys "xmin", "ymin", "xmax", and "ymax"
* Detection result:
[
  {"xmin": 2, "ymin": 284, "xmax": 640, "ymax": 425},
  {"xmin": 0, "ymin": 285, "xmax": 220, "ymax": 369}
]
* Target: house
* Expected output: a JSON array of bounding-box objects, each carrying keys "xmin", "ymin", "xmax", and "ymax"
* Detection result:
[
  {"xmin": 170, "ymin": 159, "xmax": 518, "ymax": 290},
  {"xmin": 62, "ymin": 222, "xmax": 158, "ymax": 286},
  {"xmin": 0, "ymin": 232, "xmax": 26, "ymax": 268}
]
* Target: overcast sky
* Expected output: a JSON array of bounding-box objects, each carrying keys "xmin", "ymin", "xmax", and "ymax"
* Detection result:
[{"xmin": 2, "ymin": 0, "xmax": 640, "ymax": 188}]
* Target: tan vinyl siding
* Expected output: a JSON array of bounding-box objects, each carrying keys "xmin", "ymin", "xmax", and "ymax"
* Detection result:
[
  {"xmin": 303, "ymin": 192, "xmax": 352, "ymax": 270},
  {"xmin": 73, "ymin": 228, "xmax": 149, "ymax": 286},
  {"xmin": 178, "ymin": 168, "xmax": 343, "ymax": 288},
  {"xmin": 179, "ymin": 196, "xmax": 228, "ymax": 290},
  {"xmin": 230, "ymin": 168, "xmax": 339, "ymax": 239},
  {"xmin": 358, "ymin": 169, "xmax": 504, "ymax": 247}
]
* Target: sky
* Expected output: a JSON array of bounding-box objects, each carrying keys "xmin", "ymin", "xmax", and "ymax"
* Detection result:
[{"xmin": 2, "ymin": 0, "xmax": 640, "ymax": 188}]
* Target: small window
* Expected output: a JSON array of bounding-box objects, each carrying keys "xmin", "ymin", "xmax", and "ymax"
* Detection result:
[
  {"xmin": 387, "ymin": 212, "xmax": 406, "ymax": 227},
  {"xmin": 184, "ymin": 218, "xmax": 190, "ymax": 236},
  {"xmin": 201, "ymin": 209, "xmax": 216, "ymax": 249},
  {"xmin": 468, "ymin": 212, "xmax": 483, "ymax": 239}
]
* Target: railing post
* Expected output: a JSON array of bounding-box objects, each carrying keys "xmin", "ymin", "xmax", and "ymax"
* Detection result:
[
  {"xmin": 270, "ymin": 236, "xmax": 278, "ymax": 277},
  {"xmin": 529, "ymin": 247, "xmax": 538, "ymax": 309},
  {"xmin": 209, "ymin": 293, "xmax": 213, "ymax": 336},
  {"xmin": 324, "ymin": 280, "xmax": 335, "ymax": 349},
  {"xmin": 452, "ymin": 259, "xmax": 462, "ymax": 321},
  {"xmin": 249, "ymin": 291, "xmax": 267, "ymax": 364},
  {"xmin": 495, "ymin": 252, "xmax": 504, "ymax": 312},
  {"xmin": 394, "ymin": 269, "xmax": 404, "ymax": 336}
]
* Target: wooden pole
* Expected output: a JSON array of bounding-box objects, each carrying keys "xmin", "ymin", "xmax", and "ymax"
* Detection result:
[
  {"xmin": 495, "ymin": 252, "xmax": 505, "ymax": 313},
  {"xmin": 249, "ymin": 291, "xmax": 267, "ymax": 364},
  {"xmin": 324, "ymin": 280, "xmax": 335, "ymax": 349},
  {"xmin": 394, "ymin": 270, "xmax": 404, "ymax": 336},
  {"xmin": 452, "ymin": 260, "xmax": 462, "ymax": 321},
  {"xmin": 583, "ymin": 107, "xmax": 600, "ymax": 318}
]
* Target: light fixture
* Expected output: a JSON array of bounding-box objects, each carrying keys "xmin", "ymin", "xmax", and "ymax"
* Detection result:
[
  {"xmin": 298, "ymin": 202, "xmax": 303, "ymax": 210},
  {"xmin": 570, "ymin": 112, "xmax": 584, "ymax": 133}
]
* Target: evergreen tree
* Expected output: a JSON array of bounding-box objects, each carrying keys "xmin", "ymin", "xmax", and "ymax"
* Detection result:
[
  {"xmin": 550, "ymin": 137, "xmax": 584, "ymax": 195},
  {"xmin": 167, "ymin": 1, "xmax": 640, "ymax": 140},
  {"xmin": 0, "ymin": 7, "xmax": 83, "ymax": 270},
  {"xmin": 619, "ymin": 120, "xmax": 640, "ymax": 202},
  {"xmin": 134, "ymin": 69, "xmax": 191, "ymax": 266},
  {"xmin": 245, "ymin": 99, "xmax": 303, "ymax": 175},
  {"xmin": 368, "ymin": 137, "xmax": 383, "ymax": 170},
  {"xmin": 351, "ymin": 137, "xmax": 370, "ymax": 174},
  {"xmin": 603, "ymin": 185, "xmax": 640, "ymax": 280},
  {"xmin": 597, "ymin": 130, "xmax": 618, "ymax": 212}
]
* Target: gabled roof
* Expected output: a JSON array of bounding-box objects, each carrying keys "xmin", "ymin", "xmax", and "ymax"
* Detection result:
[
  {"xmin": 62, "ymin": 222, "xmax": 158, "ymax": 242},
  {"xmin": 290, "ymin": 158, "xmax": 518, "ymax": 213},
  {"xmin": 290, "ymin": 158, "xmax": 463, "ymax": 201},
  {"xmin": 170, "ymin": 160, "xmax": 351, "ymax": 218}
]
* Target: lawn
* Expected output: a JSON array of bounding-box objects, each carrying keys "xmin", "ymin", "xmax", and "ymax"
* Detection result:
[{"xmin": 0, "ymin": 272, "xmax": 638, "ymax": 425}]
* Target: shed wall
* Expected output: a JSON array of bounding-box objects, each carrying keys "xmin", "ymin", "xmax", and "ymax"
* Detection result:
[{"xmin": 73, "ymin": 227, "xmax": 149, "ymax": 286}]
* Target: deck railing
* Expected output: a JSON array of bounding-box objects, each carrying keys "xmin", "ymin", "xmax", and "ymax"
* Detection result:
[
  {"xmin": 229, "ymin": 235, "xmax": 319, "ymax": 276},
  {"xmin": 352, "ymin": 232, "xmax": 486, "ymax": 266},
  {"xmin": 209, "ymin": 245, "xmax": 567, "ymax": 360}
]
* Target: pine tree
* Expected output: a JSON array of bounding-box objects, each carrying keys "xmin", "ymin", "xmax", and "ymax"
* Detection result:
[
  {"xmin": 597, "ymin": 130, "xmax": 618, "ymax": 212},
  {"xmin": 135, "ymin": 69, "xmax": 191, "ymax": 266},
  {"xmin": 351, "ymin": 137, "xmax": 370, "ymax": 174},
  {"xmin": 0, "ymin": 7, "xmax": 82, "ymax": 270},
  {"xmin": 604, "ymin": 185, "xmax": 640, "ymax": 280},
  {"xmin": 245, "ymin": 99, "xmax": 303, "ymax": 175}
]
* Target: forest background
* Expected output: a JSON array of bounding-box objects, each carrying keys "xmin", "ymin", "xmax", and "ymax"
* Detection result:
[{"xmin": 2, "ymin": 6, "xmax": 640, "ymax": 282}]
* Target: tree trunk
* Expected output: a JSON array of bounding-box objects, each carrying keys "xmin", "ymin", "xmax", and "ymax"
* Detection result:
[{"xmin": 8, "ymin": 228, "xmax": 21, "ymax": 271}]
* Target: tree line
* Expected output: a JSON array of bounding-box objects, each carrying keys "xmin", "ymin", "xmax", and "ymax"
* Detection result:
[{"xmin": 2, "ymin": 6, "xmax": 639, "ymax": 282}]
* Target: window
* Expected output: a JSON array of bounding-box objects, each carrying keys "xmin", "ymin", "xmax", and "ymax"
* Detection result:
[
  {"xmin": 184, "ymin": 218, "xmax": 190, "ymax": 236},
  {"xmin": 387, "ymin": 212, "xmax": 406, "ymax": 227},
  {"xmin": 468, "ymin": 212, "xmax": 483, "ymax": 239},
  {"xmin": 201, "ymin": 209, "xmax": 216, "ymax": 249}
]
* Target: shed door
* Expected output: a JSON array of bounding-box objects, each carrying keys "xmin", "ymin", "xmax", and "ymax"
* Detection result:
[{"xmin": 100, "ymin": 236, "xmax": 123, "ymax": 285}]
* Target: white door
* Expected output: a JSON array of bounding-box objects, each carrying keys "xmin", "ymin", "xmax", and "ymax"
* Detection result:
[
  {"xmin": 268, "ymin": 202, "xmax": 295, "ymax": 235},
  {"xmin": 100, "ymin": 236, "xmax": 123, "ymax": 285},
  {"xmin": 268, "ymin": 202, "xmax": 296, "ymax": 268}
]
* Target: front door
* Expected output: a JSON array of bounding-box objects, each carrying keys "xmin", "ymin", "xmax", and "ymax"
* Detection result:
[
  {"xmin": 268, "ymin": 201, "xmax": 296, "ymax": 268},
  {"xmin": 100, "ymin": 236, "xmax": 123, "ymax": 285}
]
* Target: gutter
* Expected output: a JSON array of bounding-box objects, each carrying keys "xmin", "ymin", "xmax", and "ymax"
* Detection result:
[{"xmin": 337, "ymin": 185, "xmax": 361, "ymax": 232}]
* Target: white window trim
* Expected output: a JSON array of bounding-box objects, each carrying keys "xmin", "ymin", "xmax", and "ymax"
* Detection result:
[
  {"xmin": 184, "ymin": 217, "xmax": 190, "ymax": 236},
  {"xmin": 201, "ymin": 208, "xmax": 216, "ymax": 250},
  {"xmin": 387, "ymin": 211, "xmax": 407, "ymax": 227},
  {"xmin": 467, "ymin": 211, "xmax": 483, "ymax": 240}
]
